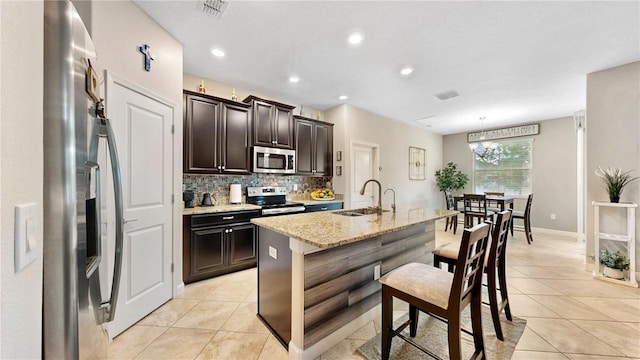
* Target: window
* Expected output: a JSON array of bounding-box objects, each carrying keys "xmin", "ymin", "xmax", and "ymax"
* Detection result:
[{"xmin": 473, "ymin": 138, "xmax": 532, "ymax": 196}]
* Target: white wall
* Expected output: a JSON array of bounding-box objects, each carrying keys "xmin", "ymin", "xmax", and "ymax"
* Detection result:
[
  {"xmin": 90, "ymin": 1, "xmax": 185, "ymax": 296},
  {"xmin": 327, "ymin": 104, "xmax": 443, "ymax": 210},
  {"xmin": 0, "ymin": 1, "xmax": 44, "ymax": 358},
  {"xmin": 586, "ymin": 62, "xmax": 640, "ymax": 270},
  {"xmin": 442, "ymin": 116, "xmax": 578, "ymax": 232},
  {"xmin": 184, "ymin": 73, "xmax": 324, "ymax": 119}
]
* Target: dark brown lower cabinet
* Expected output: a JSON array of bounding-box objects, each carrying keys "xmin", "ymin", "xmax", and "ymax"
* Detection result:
[{"xmin": 183, "ymin": 210, "xmax": 259, "ymax": 284}]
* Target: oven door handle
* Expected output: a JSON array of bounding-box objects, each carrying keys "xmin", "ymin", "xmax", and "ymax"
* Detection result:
[{"xmin": 262, "ymin": 206, "xmax": 306, "ymax": 216}]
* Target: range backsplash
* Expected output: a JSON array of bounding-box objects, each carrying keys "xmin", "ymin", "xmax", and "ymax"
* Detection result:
[{"xmin": 183, "ymin": 174, "xmax": 333, "ymax": 206}]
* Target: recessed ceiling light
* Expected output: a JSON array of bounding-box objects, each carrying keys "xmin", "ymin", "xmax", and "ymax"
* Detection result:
[
  {"xmin": 211, "ymin": 48, "xmax": 225, "ymax": 57},
  {"xmin": 289, "ymin": 76, "xmax": 300, "ymax": 83},
  {"xmin": 400, "ymin": 67, "xmax": 414, "ymax": 76},
  {"xmin": 347, "ymin": 33, "xmax": 363, "ymax": 45},
  {"xmin": 339, "ymin": 95, "xmax": 348, "ymax": 100}
]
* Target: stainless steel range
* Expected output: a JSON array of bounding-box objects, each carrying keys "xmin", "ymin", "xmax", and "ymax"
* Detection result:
[{"xmin": 246, "ymin": 186, "xmax": 306, "ymax": 216}]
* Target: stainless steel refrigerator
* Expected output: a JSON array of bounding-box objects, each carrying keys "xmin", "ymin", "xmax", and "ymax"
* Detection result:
[{"xmin": 43, "ymin": 1, "xmax": 124, "ymax": 358}]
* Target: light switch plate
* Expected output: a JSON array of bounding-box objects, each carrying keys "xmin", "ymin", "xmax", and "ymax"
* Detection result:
[
  {"xmin": 15, "ymin": 203, "xmax": 38, "ymax": 272},
  {"xmin": 269, "ymin": 246, "xmax": 278, "ymax": 259}
]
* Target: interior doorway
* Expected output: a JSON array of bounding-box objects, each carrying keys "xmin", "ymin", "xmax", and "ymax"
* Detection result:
[{"xmin": 350, "ymin": 141, "xmax": 379, "ymax": 209}]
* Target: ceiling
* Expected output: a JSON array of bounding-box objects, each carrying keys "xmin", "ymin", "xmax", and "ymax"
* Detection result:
[{"xmin": 133, "ymin": 1, "xmax": 639, "ymax": 135}]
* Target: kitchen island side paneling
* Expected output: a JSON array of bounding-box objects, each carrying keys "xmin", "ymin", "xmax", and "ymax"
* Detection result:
[{"xmin": 252, "ymin": 208, "xmax": 453, "ymax": 360}]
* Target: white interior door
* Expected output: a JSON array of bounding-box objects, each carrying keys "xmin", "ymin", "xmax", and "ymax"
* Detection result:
[
  {"xmin": 351, "ymin": 143, "xmax": 377, "ymax": 208},
  {"xmin": 105, "ymin": 73, "xmax": 174, "ymax": 338}
]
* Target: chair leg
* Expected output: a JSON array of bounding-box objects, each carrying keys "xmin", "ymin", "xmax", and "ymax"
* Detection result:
[
  {"xmin": 381, "ymin": 285, "xmax": 393, "ymax": 360},
  {"xmin": 409, "ymin": 304, "xmax": 419, "ymax": 337},
  {"xmin": 470, "ymin": 290, "xmax": 486, "ymax": 359},
  {"xmin": 434, "ymin": 254, "xmax": 441, "ymax": 269},
  {"xmin": 510, "ymin": 217, "xmax": 514, "ymax": 236},
  {"xmin": 498, "ymin": 260, "xmax": 513, "ymax": 321},
  {"xmin": 453, "ymin": 216, "xmax": 458, "ymax": 234},
  {"xmin": 486, "ymin": 269, "xmax": 504, "ymax": 341},
  {"xmin": 447, "ymin": 314, "xmax": 463, "ymax": 360},
  {"xmin": 445, "ymin": 217, "xmax": 450, "ymax": 232}
]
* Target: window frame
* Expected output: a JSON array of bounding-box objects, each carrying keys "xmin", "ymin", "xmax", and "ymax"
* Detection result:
[{"xmin": 471, "ymin": 137, "xmax": 534, "ymax": 197}]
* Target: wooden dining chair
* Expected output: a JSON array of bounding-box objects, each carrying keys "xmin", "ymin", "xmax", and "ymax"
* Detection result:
[
  {"xmin": 433, "ymin": 210, "xmax": 513, "ymax": 340},
  {"xmin": 444, "ymin": 191, "xmax": 458, "ymax": 234},
  {"xmin": 511, "ymin": 194, "xmax": 534, "ymax": 244},
  {"xmin": 463, "ymin": 194, "xmax": 494, "ymax": 228},
  {"xmin": 484, "ymin": 191, "xmax": 504, "ymax": 213},
  {"xmin": 380, "ymin": 223, "xmax": 491, "ymax": 360}
]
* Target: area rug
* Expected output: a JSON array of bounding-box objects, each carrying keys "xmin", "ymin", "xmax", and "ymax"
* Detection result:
[{"xmin": 357, "ymin": 306, "xmax": 526, "ymax": 360}]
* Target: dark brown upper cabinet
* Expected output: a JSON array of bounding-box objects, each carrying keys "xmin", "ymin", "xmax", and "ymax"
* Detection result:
[
  {"xmin": 184, "ymin": 90, "xmax": 252, "ymax": 174},
  {"xmin": 294, "ymin": 116, "xmax": 333, "ymax": 176},
  {"xmin": 243, "ymin": 95, "xmax": 295, "ymax": 149}
]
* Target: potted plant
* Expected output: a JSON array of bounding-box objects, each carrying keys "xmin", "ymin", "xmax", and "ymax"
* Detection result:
[
  {"xmin": 434, "ymin": 162, "xmax": 469, "ymax": 193},
  {"xmin": 598, "ymin": 249, "xmax": 630, "ymax": 280},
  {"xmin": 595, "ymin": 166, "xmax": 639, "ymax": 203}
]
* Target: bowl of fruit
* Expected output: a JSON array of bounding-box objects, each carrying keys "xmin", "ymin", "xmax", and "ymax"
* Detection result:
[{"xmin": 311, "ymin": 189, "xmax": 335, "ymax": 201}]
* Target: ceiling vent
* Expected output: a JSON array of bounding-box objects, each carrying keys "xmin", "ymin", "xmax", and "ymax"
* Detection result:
[
  {"xmin": 202, "ymin": 0, "xmax": 228, "ymax": 19},
  {"xmin": 434, "ymin": 90, "xmax": 459, "ymax": 101}
]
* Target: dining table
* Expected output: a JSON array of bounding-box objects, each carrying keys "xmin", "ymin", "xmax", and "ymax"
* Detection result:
[{"xmin": 453, "ymin": 195, "xmax": 515, "ymax": 212}]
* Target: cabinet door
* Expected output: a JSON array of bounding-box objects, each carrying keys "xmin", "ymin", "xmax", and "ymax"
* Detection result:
[
  {"xmin": 229, "ymin": 223, "xmax": 256, "ymax": 265},
  {"xmin": 295, "ymin": 119, "xmax": 314, "ymax": 175},
  {"xmin": 220, "ymin": 103, "xmax": 251, "ymax": 174},
  {"xmin": 313, "ymin": 123, "xmax": 333, "ymax": 176},
  {"xmin": 191, "ymin": 226, "xmax": 227, "ymax": 278},
  {"xmin": 273, "ymin": 105, "xmax": 294, "ymax": 149},
  {"xmin": 253, "ymin": 100, "xmax": 274, "ymax": 147},
  {"xmin": 184, "ymin": 95, "xmax": 220, "ymax": 173}
]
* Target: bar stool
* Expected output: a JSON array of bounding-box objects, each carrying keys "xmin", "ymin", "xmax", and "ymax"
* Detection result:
[
  {"xmin": 432, "ymin": 210, "xmax": 513, "ymax": 340},
  {"xmin": 379, "ymin": 223, "xmax": 491, "ymax": 360}
]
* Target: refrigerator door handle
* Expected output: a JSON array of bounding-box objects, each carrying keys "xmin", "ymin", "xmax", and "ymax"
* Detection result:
[
  {"xmin": 89, "ymin": 112, "xmax": 125, "ymax": 324},
  {"xmin": 85, "ymin": 161, "xmax": 102, "ymax": 279},
  {"xmin": 102, "ymin": 116, "xmax": 124, "ymax": 323}
]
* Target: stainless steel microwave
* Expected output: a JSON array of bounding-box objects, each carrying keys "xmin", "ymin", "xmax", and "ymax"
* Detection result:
[{"xmin": 253, "ymin": 146, "xmax": 296, "ymax": 174}]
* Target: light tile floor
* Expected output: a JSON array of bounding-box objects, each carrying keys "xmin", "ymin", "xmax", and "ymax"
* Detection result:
[{"xmin": 108, "ymin": 222, "xmax": 640, "ymax": 359}]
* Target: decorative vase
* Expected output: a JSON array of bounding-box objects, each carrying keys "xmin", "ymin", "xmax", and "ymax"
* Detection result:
[
  {"xmin": 609, "ymin": 196, "xmax": 620, "ymax": 203},
  {"xmin": 603, "ymin": 266, "xmax": 624, "ymax": 280}
]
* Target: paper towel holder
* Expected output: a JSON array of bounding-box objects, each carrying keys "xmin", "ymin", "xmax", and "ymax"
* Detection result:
[{"xmin": 230, "ymin": 184, "xmax": 242, "ymax": 204}]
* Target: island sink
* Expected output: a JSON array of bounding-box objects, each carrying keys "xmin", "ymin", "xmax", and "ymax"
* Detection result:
[{"xmin": 334, "ymin": 207, "xmax": 391, "ymax": 216}]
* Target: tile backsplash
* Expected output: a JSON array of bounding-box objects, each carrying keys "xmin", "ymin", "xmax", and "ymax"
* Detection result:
[{"xmin": 183, "ymin": 174, "xmax": 333, "ymax": 206}]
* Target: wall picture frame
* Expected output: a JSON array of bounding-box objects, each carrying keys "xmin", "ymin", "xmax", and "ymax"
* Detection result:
[{"xmin": 409, "ymin": 146, "xmax": 426, "ymax": 180}]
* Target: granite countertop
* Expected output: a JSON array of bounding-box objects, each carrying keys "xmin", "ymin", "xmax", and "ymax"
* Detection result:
[
  {"xmin": 251, "ymin": 207, "xmax": 458, "ymax": 249},
  {"xmin": 183, "ymin": 204, "xmax": 261, "ymax": 215},
  {"xmin": 183, "ymin": 199, "xmax": 343, "ymax": 215}
]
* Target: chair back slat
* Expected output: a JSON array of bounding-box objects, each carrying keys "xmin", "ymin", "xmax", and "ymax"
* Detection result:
[
  {"xmin": 488, "ymin": 211, "xmax": 512, "ymax": 269},
  {"xmin": 451, "ymin": 222, "xmax": 491, "ymax": 308},
  {"xmin": 484, "ymin": 192, "xmax": 504, "ymax": 197}
]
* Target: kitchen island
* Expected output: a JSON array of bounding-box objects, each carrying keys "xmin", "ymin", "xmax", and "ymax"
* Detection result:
[{"xmin": 251, "ymin": 207, "xmax": 457, "ymax": 360}]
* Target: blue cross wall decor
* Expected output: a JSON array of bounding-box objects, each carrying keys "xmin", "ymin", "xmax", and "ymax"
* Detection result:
[{"xmin": 139, "ymin": 44, "xmax": 154, "ymax": 72}]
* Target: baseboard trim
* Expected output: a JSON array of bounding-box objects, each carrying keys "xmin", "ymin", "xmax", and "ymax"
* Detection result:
[{"xmin": 530, "ymin": 227, "xmax": 578, "ymax": 239}]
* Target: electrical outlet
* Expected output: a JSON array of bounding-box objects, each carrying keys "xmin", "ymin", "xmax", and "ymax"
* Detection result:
[
  {"xmin": 374, "ymin": 264, "xmax": 381, "ymax": 280},
  {"xmin": 268, "ymin": 246, "xmax": 278, "ymax": 259},
  {"xmin": 550, "ymin": 213, "xmax": 556, "ymax": 220},
  {"xmin": 293, "ymin": 184, "xmax": 298, "ymax": 191}
]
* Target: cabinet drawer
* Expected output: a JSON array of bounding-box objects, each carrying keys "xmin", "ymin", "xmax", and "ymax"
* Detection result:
[
  {"xmin": 191, "ymin": 210, "xmax": 260, "ymax": 227},
  {"xmin": 305, "ymin": 202, "xmax": 343, "ymax": 213}
]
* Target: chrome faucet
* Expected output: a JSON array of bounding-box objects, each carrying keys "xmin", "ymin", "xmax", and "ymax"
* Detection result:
[
  {"xmin": 359, "ymin": 179, "xmax": 383, "ymax": 215},
  {"xmin": 384, "ymin": 188, "xmax": 396, "ymax": 213}
]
